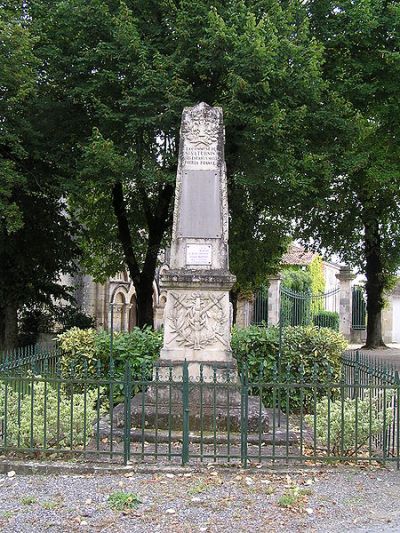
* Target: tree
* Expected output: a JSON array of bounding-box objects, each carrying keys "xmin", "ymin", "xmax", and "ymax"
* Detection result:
[
  {"xmin": 297, "ymin": 0, "xmax": 400, "ymax": 347},
  {"xmin": 28, "ymin": 0, "xmax": 329, "ymax": 327},
  {"xmin": 0, "ymin": 2, "xmax": 79, "ymax": 349}
]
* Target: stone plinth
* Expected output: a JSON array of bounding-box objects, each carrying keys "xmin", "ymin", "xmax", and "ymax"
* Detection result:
[
  {"xmin": 267, "ymin": 275, "xmax": 282, "ymax": 326},
  {"xmin": 336, "ymin": 266, "xmax": 355, "ymax": 340}
]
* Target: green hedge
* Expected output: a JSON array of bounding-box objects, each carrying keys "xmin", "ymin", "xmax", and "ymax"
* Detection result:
[
  {"xmin": 231, "ymin": 325, "xmax": 347, "ymax": 411},
  {"xmin": 312, "ymin": 310, "xmax": 339, "ymax": 331}
]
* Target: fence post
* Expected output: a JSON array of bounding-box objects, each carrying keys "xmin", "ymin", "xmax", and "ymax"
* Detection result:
[
  {"xmin": 240, "ymin": 364, "xmax": 249, "ymax": 468},
  {"xmin": 396, "ymin": 371, "xmax": 400, "ymax": 470},
  {"xmin": 123, "ymin": 361, "xmax": 131, "ymax": 465},
  {"xmin": 335, "ymin": 266, "xmax": 355, "ymax": 340},
  {"xmin": 267, "ymin": 275, "xmax": 281, "ymax": 326},
  {"xmin": 182, "ymin": 360, "xmax": 190, "ymax": 466}
]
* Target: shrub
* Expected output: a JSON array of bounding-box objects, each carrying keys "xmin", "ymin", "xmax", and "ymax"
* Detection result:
[
  {"xmin": 231, "ymin": 325, "xmax": 279, "ymax": 379},
  {"xmin": 58, "ymin": 327, "xmax": 100, "ymax": 376},
  {"xmin": 306, "ymin": 392, "xmax": 393, "ymax": 456},
  {"xmin": 58, "ymin": 327, "xmax": 162, "ymax": 401},
  {"xmin": 58, "ymin": 327, "xmax": 162, "ymax": 377},
  {"xmin": 0, "ymin": 377, "xmax": 98, "ymax": 448},
  {"xmin": 232, "ymin": 324, "xmax": 347, "ymax": 411},
  {"xmin": 312, "ymin": 311, "xmax": 339, "ymax": 331}
]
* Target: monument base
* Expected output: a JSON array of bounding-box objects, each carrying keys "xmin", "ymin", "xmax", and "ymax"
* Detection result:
[{"xmin": 112, "ymin": 359, "xmax": 270, "ymax": 433}]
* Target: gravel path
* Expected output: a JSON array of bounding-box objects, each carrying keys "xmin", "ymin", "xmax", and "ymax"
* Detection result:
[{"xmin": 0, "ymin": 466, "xmax": 400, "ymax": 532}]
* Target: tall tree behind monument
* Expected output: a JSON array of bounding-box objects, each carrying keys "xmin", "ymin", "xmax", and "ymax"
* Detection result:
[{"xmin": 27, "ymin": 0, "xmax": 334, "ymax": 328}]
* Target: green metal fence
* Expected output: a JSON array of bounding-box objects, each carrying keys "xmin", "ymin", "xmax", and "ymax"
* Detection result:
[
  {"xmin": 252, "ymin": 287, "xmax": 268, "ymax": 325},
  {"xmin": 352, "ymin": 285, "xmax": 367, "ymax": 330},
  {"xmin": 0, "ymin": 341, "xmax": 60, "ymax": 374},
  {"xmin": 0, "ymin": 348, "xmax": 399, "ymax": 467},
  {"xmin": 280, "ymin": 286, "xmax": 340, "ymax": 330}
]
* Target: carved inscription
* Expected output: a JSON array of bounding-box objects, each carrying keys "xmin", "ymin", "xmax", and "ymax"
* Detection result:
[
  {"xmin": 182, "ymin": 106, "xmax": 219, "ymax": 170},
  {"xmin": 183, "ymin": 145, "xmax": 218, "ymax": 170},
  {"xmin": 167, "ymin": 292, "xmax": 228, "ymax": 349},
  {"xmin": 186, "ymin": 244, "xmax": 212, "ymax": 265}
]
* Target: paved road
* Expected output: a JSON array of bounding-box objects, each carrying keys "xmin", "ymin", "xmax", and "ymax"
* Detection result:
[{"xmin": 347, "ymin": 344, "xmax": 400, "ymax": 370}]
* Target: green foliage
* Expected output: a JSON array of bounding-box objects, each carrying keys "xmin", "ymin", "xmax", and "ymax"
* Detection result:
[
  {"xmin": 282, "ymin": 268, "xmax": 312, "ymax": 293},
  {"xmin": 232, "ymin": 325, "xmax": 347, "ymax": 410},
  {"xmin": 26, "ymin": 0, "xmax": 330, "ymax": 307},
  {"xmin": 58, "ymin": 327, "xmax": 162, "ymax": 399},
  {"xmin": 57, "ymin": 306, "xmax": 96, "ymax": 333},
  {"xmin": 0, "ymin": 2, "xmax": 79, "ymax": 348},
  {"xmin": 108, "ymin": 492, "xmax": 141, "ymax": 511},
  {"xmin": 231, "ymin": 325, "xmax": 279, "ymax": 380},
  {"xmin": 0, "ymin": 2, "xmax": 38, "ymax": 234},
  {"xmin": 306, "ymin": 392, "xmax": 394, "ymax": 456},
  {"xmin": 312, "ymin": 311, "xmax": 339, "ymax": 331},
  {"xmin": 309, "ymin": 256, "xmax": 325, "ymax": 313},
  {"xmin": 58, "ymin": 328, "xmax": 99, "ymax": 376},
  {"xmin": 299, "ymin": 1, "xmax": 400, "ymax": 344},
  {"xmin": 0, "ymin": 378, "xmax": 97, "ymax": 448}
]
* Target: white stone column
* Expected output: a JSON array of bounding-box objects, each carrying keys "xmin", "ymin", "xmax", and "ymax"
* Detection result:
[
  {"xmin": 382, "ymin": 295, "xmax": 393, "ymax": 344},
  {"xmin": 335, "ymin": 266, "xmax": 355, "ymax": 340},
  {"xmin": 268, "ymin": 275, "xmax": 282, "ymax": 326}
]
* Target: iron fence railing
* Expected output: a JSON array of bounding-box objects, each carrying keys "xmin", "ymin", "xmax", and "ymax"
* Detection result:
[
  {"xmin": 0, "ymin": 348, "xmax": 399, "ymax": 468},
  {"xmin": 252, "ymin": 287, "xmax": 268, "ymax": 325},
  {"xmin": 280, "ymin": 286, "xmax": 340, "ymax": 331},
  {"xmin": 0, "ymin": 341, "xmax": 60, "ymax": 374},
  {"xmin": 352, "ymin": 285, "xmax": 367, "ymax": 330}
]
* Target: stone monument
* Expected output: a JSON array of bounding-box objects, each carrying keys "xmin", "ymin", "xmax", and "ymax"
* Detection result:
[
  {"xmin": 158, "ymin": 102, "xmax": 236, "ymax": 381},
  {"xmin": 112, "ymin": 103, "xmax": 270, "ymax": 434}
]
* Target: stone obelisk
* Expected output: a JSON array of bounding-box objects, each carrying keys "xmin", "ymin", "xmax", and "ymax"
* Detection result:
[{"xmin": 159, "ymin": 102, "xmax": 236, "ymax": 380}]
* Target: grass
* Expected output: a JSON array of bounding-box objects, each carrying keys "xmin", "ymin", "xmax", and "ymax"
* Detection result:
[
  {"xmin": 188, "ymin": 481, "xmax": 209, "ymax": 495},
  {"xmin": 42, "ymin": 501, "xmax": 59, "ymax": 510},
  {"xmin": 278, "ymin": 486, "xmax": 312, "ymax": 508},
  {"xmin": 108, "ymin": 491, "xmax": 141, "ymax": 512},
  {"xmin": 20, "ymin": 496, "xmax": 37, "ymax": 506}
]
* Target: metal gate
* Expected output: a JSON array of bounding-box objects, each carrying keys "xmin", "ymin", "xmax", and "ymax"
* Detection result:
[{"xmin": 280, "ymin": 286, "xmax": 340, "ymax": 330}]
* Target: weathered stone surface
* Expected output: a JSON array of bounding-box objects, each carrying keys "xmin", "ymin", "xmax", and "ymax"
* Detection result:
[
  {"xmin": 160, "ymin": 102, "xmax": 236, "ymax": 369},
  {"xmin": 112, "ymin": 103, "xmax": 270, "ymax": 434},
  {"xmin": 112, "ymin": 390, "xmax": 270, "ymax": 433}
]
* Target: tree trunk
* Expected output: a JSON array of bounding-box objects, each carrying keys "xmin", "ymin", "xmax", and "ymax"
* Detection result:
[
  {"xmin": 363, "ymin": 218, "xmax": 385, "ymax": 348},
  {"xmin": 0, "ymin": 303, "xmax": 18, "ymax": 351},
  {"xmin": 111, "ymin": 180, "xmax": 174, "ymax": 329},
  {"xmin": 136, "ymin": 275, "xmax": 155, "ymax": 328},
  {"xmin": 230, "ymin": 289, "xmax": 238, "ymax": 326}
]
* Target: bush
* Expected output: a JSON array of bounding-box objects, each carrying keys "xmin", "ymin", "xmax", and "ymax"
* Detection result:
[
  {"xmin": 58, "ymin": 327, "xmax": 163, "ymax": 401},
  {"xmin": 0, "ymin": 377, "xmax": 98, "ymax": 448},
  {"xmin": 306, "ymin": 392, "xmax": 393, "ymax": 455},
  {"xmin": 232, "ymin": 324, "xmax": 347, "ymax": 411},
  {"xmin": 312, "ymin": 311, "xmax": 339, "ymax": 331},
  {"xmin": 58, "ymin": 327, "xmax": 100, "ymax": 376},
  {"xmin": 231, "ymin": 325, "xmax": 279, "ymax": 379}
]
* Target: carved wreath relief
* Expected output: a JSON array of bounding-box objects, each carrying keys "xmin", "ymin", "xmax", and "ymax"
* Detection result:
[
  {"xmin": 167, "ymin": 292, "xmax": 228, "ymax": 350},
  {"xmin": 183, "ymin": 114, "xmax": 219, "ymax": 148}
]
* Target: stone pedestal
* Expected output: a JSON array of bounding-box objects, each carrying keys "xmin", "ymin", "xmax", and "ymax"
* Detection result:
[
  {"xmin": 268, "ymin": 275, "xmax": 282, "ymax": 326},
  {"xmin": 116, "ymin": 103, "xmax": 270, "ymax": 434},
  {"xmin": 336, "ymin": 266, "xmax": 355, "ymax": 340}
]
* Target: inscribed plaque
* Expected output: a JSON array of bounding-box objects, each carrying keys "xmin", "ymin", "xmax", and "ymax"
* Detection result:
[{"xmin": 186, "ymin": 244, "xmax": 212, "ymax": 265}]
